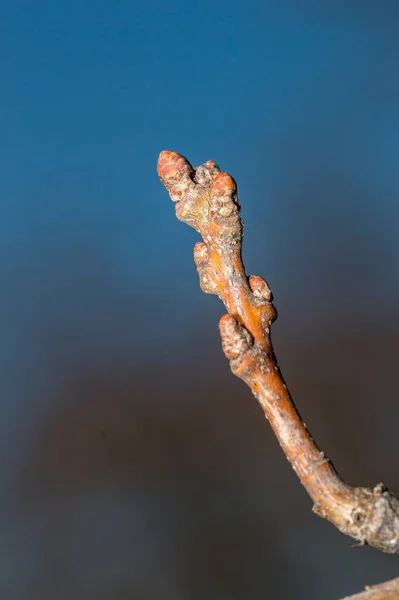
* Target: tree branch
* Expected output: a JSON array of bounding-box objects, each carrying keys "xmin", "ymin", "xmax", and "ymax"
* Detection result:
[
  {"xmin": 157, "ymin": 150, "xmax": 399, "ymax": 556},
  {"xmin": 340, "ymin": 577, "xmax": 399, "ymax": 600}
]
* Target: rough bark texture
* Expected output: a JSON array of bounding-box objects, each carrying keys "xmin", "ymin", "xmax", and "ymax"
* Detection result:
[{"xmin": 157, "ymin": 150, "xmax": 399, "ymax": 571}]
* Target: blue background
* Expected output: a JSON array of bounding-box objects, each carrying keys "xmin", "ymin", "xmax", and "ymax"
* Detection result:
[{"xmin": 1, "ymin": 1, "xmax": 399, "ymax": 598}]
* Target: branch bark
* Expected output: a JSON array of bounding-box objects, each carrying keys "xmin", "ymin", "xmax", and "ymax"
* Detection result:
[
  {"xmin": 157, "ymin": 150, "xmax": 399, "ymax": 558},
  {"xmin": 340, "ymin": 577, "xmax": 399, "ymax": 600}
]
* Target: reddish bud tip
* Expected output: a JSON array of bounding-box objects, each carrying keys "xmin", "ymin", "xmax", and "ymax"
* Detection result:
[
  {"xmin": 157, "ymin": 151, "xmax": 193, "ymax": 183},
  {"xmin": 212, "ymin": 172, "xmax": 237, "ymax": 196}
]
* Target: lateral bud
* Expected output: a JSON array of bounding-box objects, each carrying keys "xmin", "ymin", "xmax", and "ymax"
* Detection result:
[
  {"xmin": 219, "ymin": 314, "xmax": 252, "ymax": 360},
  {"xmin": 249, "ymin": 275, "xmax": 273, "ymax": 302}
]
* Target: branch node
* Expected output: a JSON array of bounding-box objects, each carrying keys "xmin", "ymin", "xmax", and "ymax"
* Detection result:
[{"xmin": 309, "ymin": 451, "xmax": 330, "ymax": 472}]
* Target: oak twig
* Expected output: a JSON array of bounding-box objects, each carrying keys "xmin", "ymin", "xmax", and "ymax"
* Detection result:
[{"xmin": 157, "ymin": 150, "xmax": 399, "ymax": 558}]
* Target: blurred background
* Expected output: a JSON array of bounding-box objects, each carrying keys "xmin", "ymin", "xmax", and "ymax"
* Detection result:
[{"xmin": 1, "ymin": 1, "xmax": 399, "ymax": 598}]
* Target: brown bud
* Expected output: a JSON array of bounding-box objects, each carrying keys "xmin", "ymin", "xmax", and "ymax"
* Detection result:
[
  {"xmin": 249, "ymin": 275, "xmax": 272, "ymax": 301},
  {"xmin": 219, "ymin": 314, "xmax": 252, "ymax": 360},
  {"xmin": 193, "ymin": 242, "xmax": 209, "ymax": 267},
  {"xmin": 194, "ymin": 160, "xmax": 221, "ymax": 186}
]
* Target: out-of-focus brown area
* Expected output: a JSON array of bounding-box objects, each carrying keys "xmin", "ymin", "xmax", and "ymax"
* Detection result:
[{"xmin": 3, "ymin": 221, "xmax": 399, "ymax": 599}]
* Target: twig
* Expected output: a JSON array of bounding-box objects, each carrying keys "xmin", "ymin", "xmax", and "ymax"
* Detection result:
[
  {"xmin": 157, "ymin": 150, "xmax": 399, "ymax": 556},
  {"xmin": 340, "ymin": 576, "xmax": 399, "ymax": 600}
]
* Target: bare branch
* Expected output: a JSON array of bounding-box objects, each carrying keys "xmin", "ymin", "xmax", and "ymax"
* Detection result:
[
  {"xmin": 340, "ymin": 576, "xmax": 399, "ymax": 600},
  {"xmin": 157, "ymin": 150, "xmax": 399, "ymax": 555}
]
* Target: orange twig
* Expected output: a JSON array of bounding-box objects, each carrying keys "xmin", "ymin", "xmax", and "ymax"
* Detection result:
[{"xmin": 157, "ymin": 150, "xmax": 399, "ymax": 555}]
